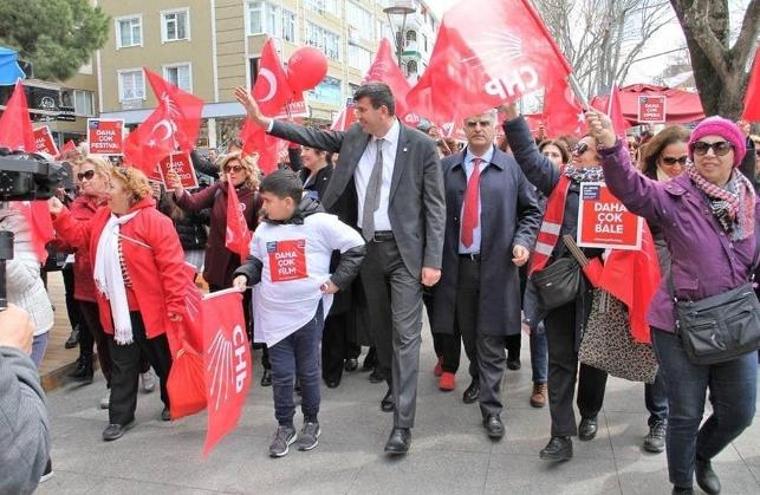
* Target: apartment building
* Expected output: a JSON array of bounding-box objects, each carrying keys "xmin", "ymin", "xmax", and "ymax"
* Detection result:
[{"xmin": 95, "ymin": 0, "xmax": 439, "ymax": 148}]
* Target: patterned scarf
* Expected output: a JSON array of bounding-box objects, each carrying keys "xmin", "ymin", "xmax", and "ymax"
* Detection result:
[
  {"xmin": 563, "ymin": 165, "xmax": 604, "ymax": 183},
  {"xmin": 686, "ymin": 164, "xmax": 755, "ymax": 241}
]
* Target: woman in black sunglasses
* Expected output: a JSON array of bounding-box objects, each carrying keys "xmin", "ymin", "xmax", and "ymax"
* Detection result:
[{"xmin": 640, "ymin": 126, "xmax": 690, "ymax": 181}]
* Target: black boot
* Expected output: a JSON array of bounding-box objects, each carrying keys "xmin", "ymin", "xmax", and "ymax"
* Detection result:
[
  {"xmin": 68, "ymin": 354, "xmax": 94, "ymax": 384},
  {"xmin": 539, "ymin": 436, "xmax": 573, "ymax": 461},
  {"xmin": 695, "ymin": 457, "xmax": 721, "ymax": 495}
]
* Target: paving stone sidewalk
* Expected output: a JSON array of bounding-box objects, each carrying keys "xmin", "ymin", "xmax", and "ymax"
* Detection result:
[{"xmin": 38, "ymin": 326, "xmax": 760, "ymax": 495}]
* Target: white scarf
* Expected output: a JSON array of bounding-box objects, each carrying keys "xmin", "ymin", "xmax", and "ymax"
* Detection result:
[{"xmin": 93, "ymin": 211, "xmax": 139, "ymax": 345}]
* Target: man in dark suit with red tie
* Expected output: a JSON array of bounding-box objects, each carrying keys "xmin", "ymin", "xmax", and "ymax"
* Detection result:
[{"xmin": 433, "ymin": 109, "xmax": 542, "ymax": 438}]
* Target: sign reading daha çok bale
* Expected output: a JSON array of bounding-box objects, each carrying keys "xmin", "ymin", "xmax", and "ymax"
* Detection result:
[{"xmin": 577, "ymin": 182, "xmax": 643, "ymax": 251}]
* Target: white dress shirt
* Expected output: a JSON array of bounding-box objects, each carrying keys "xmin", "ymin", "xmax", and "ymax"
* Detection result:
[
  {"xmin": 355, "ymin": 118, "xmax": 400, "ymax": 232},
  {"xmin": 458, "ymin": 146, "xmax": 494, "ymax": 254}
]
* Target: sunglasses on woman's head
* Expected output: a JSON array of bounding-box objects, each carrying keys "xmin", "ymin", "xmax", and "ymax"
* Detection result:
[
  {"xmin": 692, "ymin": 141, "xmax": 733, "ymax": 157},
  {"xmin": 224, "ymin": 164, "xmax": 244, "ymax": 173},
  {"xmin": 660, "ymin": 156, "xmax": 688, "ymax": 166},
  {"xmin": 77, "ymin": 169, "xmax": 96, "ymax": 181}
]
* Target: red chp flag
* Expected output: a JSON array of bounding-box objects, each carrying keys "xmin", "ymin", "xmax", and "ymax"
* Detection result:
[
  {"xmin": 743, "ymin": 48, "xmax": 760, "ymax": 121},
  {"xmin": 225, "ymin": 182, "xmax": 252, "ymax": 260},
  {"xmin": 202, "ymin": 290, "xmax": 251, "ymax": 455},
  {"xmin": 331, "ymin": 99, "xmax": 357, "ymax": 131},
  {"xmin": 542, "ymin": 76, "xmax": 587, "ymax": 137},
  {"xmin": 607, "ymin": 85, "xmax": 631, "ymax": 137},
  {"xmin": 364, "ymin": 39, "xmax": 413, "ymax": 120},
  {"xmin": 0, "ymin": 81, "xmax": 35, "ymax": 152},
  {"xmin": 240, "ymin": 38, "xmax": 294, "ymax": 174},
  {"xmin": 124, "ymin": 68, "xmax": 203, "ymax": 174},
  {"xmin": 406, "ymin": 0, "xmax": 572, "ymax": 125}
]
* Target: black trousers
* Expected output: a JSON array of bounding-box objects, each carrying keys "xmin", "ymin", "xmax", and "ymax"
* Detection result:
[
  {"xmin": 108, "ymin": 312, "xmax": 172, "ymax": 425},
  {"xmin": 440, "ymin": 259, "xmax": 478, "ymax": 377},
  {"xmin": 544, "ymin": 301, "xmax": 608, "ymax": 437},
  {"xmin": 62, "ymin": 263, "xmax": 83, "ymax": 332},
  {"xmin": 79, "ymin": 301, "xmax": 114, "ymax": 386},
  {"xmin": 322, "ymin": 312, "xmax": 351, "ymax": 382}
]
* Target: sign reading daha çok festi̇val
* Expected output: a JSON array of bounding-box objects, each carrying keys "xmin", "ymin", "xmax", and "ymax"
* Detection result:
[
  {"xmin": 577, "ymin": 182, "xmax": 643, "ymax": 251},
  {"xmin": 637, "ymin": 95, "xmax": 667, "ymax": 123},
  {"xmin": 33, "ymin": 126, "xmax": 59, "ymax": 156},
  {"xmin": 157, "ymin": 152, "xmax": 199, "ymax": 190},
  {"xmin": 87, "ymin": 118, "xmax": 124, "ymax": 155}
]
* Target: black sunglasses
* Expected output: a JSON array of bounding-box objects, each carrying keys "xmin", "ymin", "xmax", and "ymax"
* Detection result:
[
  {"xmin": 660, "ymin": 156, "xmax": 688, "ymax": 166},
  {"xmin": 77, "ymin": 169, "xmax": 96, "ymax": 181},
  {"xmin": 223, "ymin": 164, "xmax": 244, "ymax": 173},
  {"xmin": 692, "ymin": 141, "xmax": 733, "ymax": 157},
  {"xmin": 573, "ymin": 142, "xmax": 589, "ymax": 155}
]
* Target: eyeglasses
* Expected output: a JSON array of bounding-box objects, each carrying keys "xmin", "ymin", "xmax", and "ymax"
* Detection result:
[
  {"xmin": 660, "ymin": 156, "xmax": 688, "ymax": 166},
  {"xmin": 465, "ymin": 120, "xmax": 493, "ymax": 129},
  {"xmin": 77, "ymin": 169, "xmax": 96, "ymax": 181},
  {"xmin": 224, "ymin": 164, "xmax": 244, "ymax": 173},
  {"xmin": 692, "ymin": 141, "xmax": 733, "ymax": 157},
  {"xmin": 573, "ymin": 142, "xmax": 589, "ymax": 156}
]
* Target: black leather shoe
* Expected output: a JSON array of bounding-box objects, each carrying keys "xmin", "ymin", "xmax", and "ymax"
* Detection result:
[
  {"xmin": 506, "ymin": 358, "xmax": 521, "ymax": 370},
  {"xmin": 695, "ymin": 457, "xmax": 721, "ymax": 495},
  {"xmin": 671, "ymin": 487, "xmax": 695, "ymax": 495},
  {"xmin": 161, "ymin": 407, "xmax": 171, "ymax": 422},
  {"xmin": 483, "ymin": 414, "xmax": 505, "ymax": 439},
  {"xmin": 68, "ymin": 356, "xmax": 94, "ymax": 384},
  {"xmin": 102, "ymin": 420, "xmax": 135, "ymax": 441},
  {"xmin": 64, "ymin": 326, "xmax": 80, "ymax": 349},
  {"xmin": 260, "ymin": 369, "xmax": 272, "ymax": 387},
  {"xmin": 578, "ymin": 416, "xmax": 598, "ymax": 441},
  {"xmin": 384, "ymin": 427, "xmax": 411, "ymax": 455},
  {"xmin": 381, "ymin": 388, "xmax": 395, "ymax": 412},
  {"xmin": 325, "ymin": 378, "xmax": 340, "ymax": 389},
  {"xmin": 369, "ymin": 369, "xmax": 385, "ymax": 384},
  {"xmin": 539, "ymin": 436, "xmax": 573, "ymax": 461},
  {"xmin": 362, "ymin": 348, "xmax": 377, "ymax": 372},
  {"xmin": 462, "ymin": 380, "xmax": 480, "ymax": 404},
  {"xmin": 344, "ymin": 358, "xmax": 358, "ymax": 372}
]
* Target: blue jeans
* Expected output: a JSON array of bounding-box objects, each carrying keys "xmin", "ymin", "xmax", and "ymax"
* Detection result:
[
  {"xmin": 644, "ymin": 368, "xmax": 668, "ymax": 426},
  {"xmin": 529, "ymin": 322, "xmax": 548, "ymax": 384},
  {"xmin": 652, "ymin": 329, "xmax": 757, "ymax": 487},
  {"xmin": 269, "ymin": 302, "xmax": 324, "ymax": 427},
  {"xmin": 30, "ymin": 332, "xmax": 50, "ymax": 369}
]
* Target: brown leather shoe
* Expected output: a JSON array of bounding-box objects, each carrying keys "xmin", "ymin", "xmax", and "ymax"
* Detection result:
[{"xmin": 530, "ymin": 383, "xmax": 547, "ymax": 408}]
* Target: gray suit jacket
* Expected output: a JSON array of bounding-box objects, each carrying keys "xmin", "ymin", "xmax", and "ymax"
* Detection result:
[{"xmin": 269, "ymin": 120, "xmax": 446, "ymax": 277}]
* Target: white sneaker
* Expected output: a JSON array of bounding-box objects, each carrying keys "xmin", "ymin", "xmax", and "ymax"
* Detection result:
[
  {"xmin": 140, "ymin": 369, "xmax": 157, "ymax": 394},
  {"xmin": 40, "ymin": 459, "xmax": 53, "ymax": 483},
  {"xmin": 99, "ymin": 391, "xmax": 110, "ymax": 410}
]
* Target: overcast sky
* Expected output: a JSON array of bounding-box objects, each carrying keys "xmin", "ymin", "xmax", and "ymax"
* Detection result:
[{"xmin": 426, "ymin": 0, "xmax": 751, "ymax": 88}]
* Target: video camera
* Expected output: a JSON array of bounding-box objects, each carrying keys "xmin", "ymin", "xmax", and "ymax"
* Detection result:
[{"xmin": 0, "ymin": 147, "xmax": 67, "ymax": 310}]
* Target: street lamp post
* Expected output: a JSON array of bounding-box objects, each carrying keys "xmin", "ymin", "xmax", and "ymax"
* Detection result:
[{"xmin": 383, "ymin": 0, "xmax": 417, "ymax": 71}]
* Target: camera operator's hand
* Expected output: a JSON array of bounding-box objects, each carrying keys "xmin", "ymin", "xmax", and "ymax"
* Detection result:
[
  {"xmin": 48, "ymin": 196, "xmax": 64, "ymax": 216},
  {"xmin": 0, "ymin": 304, "xmax": 34, "ymax": 354},
  {"xmin": 166, "ymin": 169, "xmax": 184, "ymax": 197}
]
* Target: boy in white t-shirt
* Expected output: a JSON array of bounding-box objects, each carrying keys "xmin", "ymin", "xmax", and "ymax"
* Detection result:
[{"xmin": 232, "ymin": 169, "xmax": 366, "ymax": 458}]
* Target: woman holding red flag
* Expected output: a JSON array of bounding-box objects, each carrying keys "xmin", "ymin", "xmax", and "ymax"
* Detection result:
[
  {"xmin": 48, "ymin": 167, "xmax": 187, "ymax": 441},
  {"xmin": 168, "ymin": 152, "xmax": 270, "ymax": 383}
]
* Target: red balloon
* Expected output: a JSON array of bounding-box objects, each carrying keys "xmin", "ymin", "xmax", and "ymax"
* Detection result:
[{"xmin": 286, "ymin": 47, "xmax": 328, "ymax": 93}]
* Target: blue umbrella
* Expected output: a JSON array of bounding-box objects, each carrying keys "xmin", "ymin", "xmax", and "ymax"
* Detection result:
[{"xmin": 0, "ymin": 46, "xmax": 26, "ymax": 86}]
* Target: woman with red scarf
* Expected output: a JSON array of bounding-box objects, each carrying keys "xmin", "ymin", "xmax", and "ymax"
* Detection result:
[{"xmin": 48, "ymin": 167, "xmax": 187, "ymax": 441}]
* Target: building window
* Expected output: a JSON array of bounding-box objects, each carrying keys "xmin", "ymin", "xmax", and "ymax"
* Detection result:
[
  {"xmin": 407, "ymin": 60, "xmax": 418, "ymax": 75},
  {"xmin": 163, "ymin": 63, "xmax": 192, "ymax": 92},
  {"xmin": 118, "ymin": 69, "xmax": 145, "ymax": 102},
  {"xmin": 60, "ymin": 89, "xmax": 95, "ymax": 116},
  {"xmin": 116, "ymin": 15, "xmax": 142, "ymax": 48},
  {"xmin": 246, "ymin": 1, "xmax": 297, "ymax": 42},
  {"xmin": 406, "ymin": 30, "xmax": 417, "ymax": 44},
  {"xmin": 161, "ymin": 8, "xmax": 190, "ymax": 43},
  {"xmin": 348, "ymin": 45, "xmax": 371, "ymax": 73},
  {"xmin": 306, "ymin": 22, "xmax": 341, "ymax": 61},
  {"xmin": 421, "ymin": 33, "xmax": 428, "ymax": 52},
  {"xmin": 347, "ymin": 2, "xmax": 373, "ymax": 35},
  {"xmin": 305, "ymin": 0, "xmax": 340, "ymax": 17},
  {"xmin": 308, "ymin": 76, "xmax": 342, "ymax": 106}
]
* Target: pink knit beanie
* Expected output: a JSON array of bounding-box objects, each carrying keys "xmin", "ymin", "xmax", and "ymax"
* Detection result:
[{"xmin": 688, "ymin": 116, "xmax": 747, "ymax": 167}]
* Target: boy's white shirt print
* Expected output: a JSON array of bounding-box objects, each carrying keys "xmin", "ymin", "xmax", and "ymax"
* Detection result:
[{"xmin": 250, "ymin": 212, "xmax": 365, "ymax": 347}]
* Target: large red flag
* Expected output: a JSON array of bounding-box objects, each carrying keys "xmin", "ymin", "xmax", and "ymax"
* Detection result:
[
  {"xmin": 254, "ymin": 39, "xmax": 295, "ymax": 117},
  {"xmin": 364, "ymin": 39, "xmax": 413, "ymax": 121},
  {"xmin": 239, "ymin": 121, "xmax": 283, "ymax": 174},
  {"xmin": 607, "ymin": 85, "xmax": 631, "ymax": 137},
  {"xmin": 331, "ymin": 99, "xmax": 357, "ymax": 131},
  {"xmin": 225, "ymin": 181, "xmax": 252, "ymax": 260},
  {"xmin": 0, "ymin": 81, "xmax": 35, "ymax": 152},
  {"xmin": 124, "ymin": 69, "xmax": 203, "ymax": 174},
  {"xmin": 406, "ymin": 0, "xmax": 572, "ymax": 124},
  {"xmin": 743, "ymin": 49, "xmax": 760, "ymax": 121},
  {"xmin": 202, "ymin": 289, "xmax": 251, "ymax": 455},
  {"xmin": 542, "ymin": 76, "xmax": 587, "ymax": 137}
]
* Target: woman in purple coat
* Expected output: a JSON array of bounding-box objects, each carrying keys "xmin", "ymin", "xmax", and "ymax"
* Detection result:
[{"xmin": 591, "ymin": 112, "xmax": 757, "ymax": 495}]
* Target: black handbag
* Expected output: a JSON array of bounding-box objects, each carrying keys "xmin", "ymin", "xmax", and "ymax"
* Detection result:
[
  {"xmin": 675, "ymin": 282, "xmax": 760, "ymax": 365},
  {"xmin": 531, "ymin": 235, "xmax": 582, "ymax": 311}
]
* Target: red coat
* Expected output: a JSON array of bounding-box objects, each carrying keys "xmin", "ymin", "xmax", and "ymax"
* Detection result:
[
  {"xmin": 175, "ymin": 181, "xmax": 261, "ymax": 288},
  {"xmin": 67, "ymin": 195, "xmax": 104, "ymax": 302},
  {"xmin": 52, "ymin": 197, "xmax": 187, "ymax": 339}
]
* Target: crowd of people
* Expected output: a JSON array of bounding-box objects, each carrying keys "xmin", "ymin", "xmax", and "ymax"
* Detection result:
[{"xmin": 1, "ymin": 80, "xmax": 759, "ymax": 495}]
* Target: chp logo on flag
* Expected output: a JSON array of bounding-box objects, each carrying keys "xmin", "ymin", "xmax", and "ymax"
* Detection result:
[{"xmin": 207, "ymin": 323, "xmax": 249, "ymax": 411}]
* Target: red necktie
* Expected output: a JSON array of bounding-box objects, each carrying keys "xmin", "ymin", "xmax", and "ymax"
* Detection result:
[{"xmin": 461, "ymin": 158, "xmax": 482, "ymax": 248}]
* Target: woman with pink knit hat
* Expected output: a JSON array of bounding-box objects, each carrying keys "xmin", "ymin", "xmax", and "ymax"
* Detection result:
[{"xmin": 593, "ymin": 113, "xmax": 758, "ymax": 495}]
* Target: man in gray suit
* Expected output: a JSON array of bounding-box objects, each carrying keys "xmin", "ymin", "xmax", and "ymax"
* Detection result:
[{"xmin": 234, "ymin": 83, "xmax": 446, "ymax": 455}]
